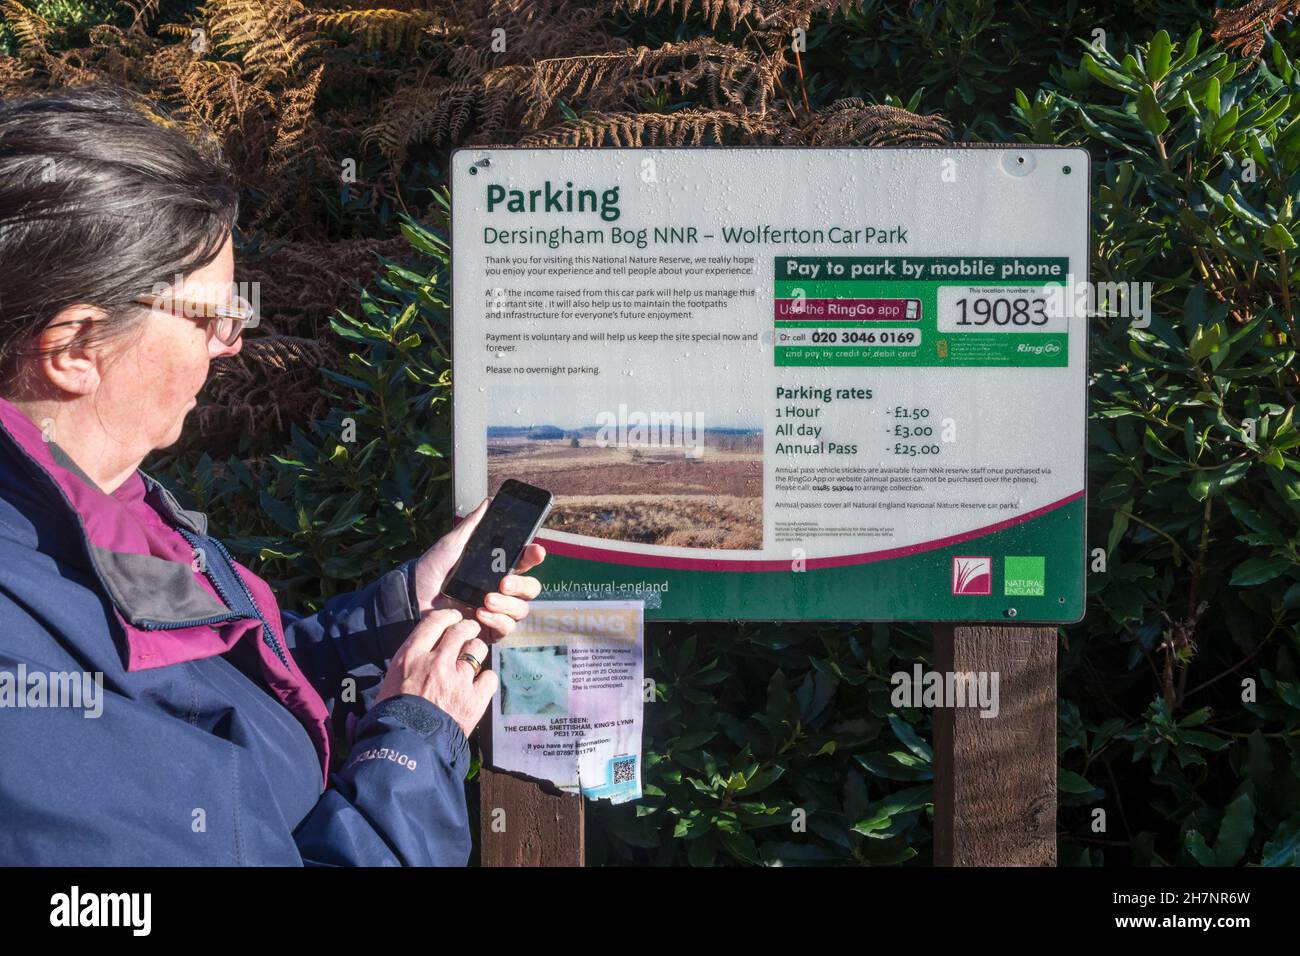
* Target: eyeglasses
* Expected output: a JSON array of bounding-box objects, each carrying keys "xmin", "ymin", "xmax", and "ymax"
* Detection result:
[
  {"xmin": 43, "ymin": 294, "xmax": 260, "ymax": 347},
  {"xmin": 133, "ymin": 292, "xmax": 259, "ymax": 345}
]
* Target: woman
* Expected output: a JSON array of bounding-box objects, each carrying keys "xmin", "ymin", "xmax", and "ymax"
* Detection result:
[{"xmin": 0, "ymin": 86, "xmax": 542, "ymax": 865}]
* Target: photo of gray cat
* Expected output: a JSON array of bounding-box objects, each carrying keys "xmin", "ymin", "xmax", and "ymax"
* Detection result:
[{"xmin": 498, "ymin": 645, "xmax": 570, "ymax": 716}]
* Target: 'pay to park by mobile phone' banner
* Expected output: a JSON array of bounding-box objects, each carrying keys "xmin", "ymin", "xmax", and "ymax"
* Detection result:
[{"xmin": 451, "ymin": 147, "xmax": 1089, "ymax": 622}]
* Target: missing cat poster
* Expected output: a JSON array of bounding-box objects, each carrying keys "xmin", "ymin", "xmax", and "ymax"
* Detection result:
[
  {"xmin": 452, "ymin": 147, "xmax": 1090, "ymax": 622},
  {"xmin": 490, "ymin": 600, "xmax": 643, "ymax": 803}
]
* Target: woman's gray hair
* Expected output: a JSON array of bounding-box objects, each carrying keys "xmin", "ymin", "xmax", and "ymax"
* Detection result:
[{"xmin": 0, "ymin": 85, "xmax": 240, "ymax": 394}]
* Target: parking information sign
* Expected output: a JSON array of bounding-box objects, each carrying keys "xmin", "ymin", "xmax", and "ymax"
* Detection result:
[{"xmin": 451, "ymin": 147, "xmax": 1088, "ymax": 622}]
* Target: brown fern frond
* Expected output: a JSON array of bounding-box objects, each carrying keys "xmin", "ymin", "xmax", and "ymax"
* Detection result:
[
  {"xmin": 74, "ymin": 24, "xmax": 151, "ymax": 84},
  {"xmin": 41, "ymin": 50, "xmax": 111, "ymax": 87},
  {"xmin": 610, "ymin": 0, "xmax": 844, "ymax": 30},
  {"xmin": 751, "ymin": 0, "xmax": 833, "ymax": 33},
  {"xmin": 199, "ymin": 334, "xmax": 333, "ymax": 441},
  {"xmin": 0, "ymin": 52, "xmax": 36, "ymax": 87},
  {"xmin": 1, "ymin": 0, "xmax": 53, "ymax": 58},
  {"xmin": 794, "ymin": 98, "xmax": 952, "ymax": 147},
  {"xmin": 306, "ymin": 0, "xmax": 435, "ymax": 10},
  {"xmin": 253, "ymin": 63, "xmax": 329, "ymax": 229},
  {"xmin": 202, "ymin": 0, "xmax": 323, "ymax": 84},
  {"xmin": 243, "ymin": 234, "xmax": 411, "ymax": 338},
  {"xmin": 523, "ymin": 38, "xmax": 766, "ymax": 126},
  {"xmin": 444, "ymin": 43, "xmax": 496, "ymax": 81},
  {"xmin": 157, "ymin": 21, "xmax": 196, "ymax": 39},
  {"xmin": 479, "ymin": 62, "xmax": 533, "ymax": 92},
  {"xmin": 472, "ymin": 66, "xmax": 531, "ymax": 142},
  {"xmin": 124, "ymin": 0, "xmax": 162, "ymax": 35},
  {"xmin": 147, "ymin": 49, "xmax": 279, "ymax": 176},
  {"xmin": 265, "ymin": 62, "xmax": 327, "ymax": 176},
  {"xmin": 523, "ymin": 52, "xmax": 629, "ymax": 126},
  {"xmin": 309, "ymin": 8, "xmax": 446, "ymax": 52},
  {"xmin": 518, "ymin": 107, "xmax": 777, "ymax": 147},
  {"xmin": 614, "ymin": 0, "xmax": 760, "ymax": 29},
  {"xmin": 1213, "ymin": 0, "xmax": 1300, "ymax": 60},
  {"xmin": 362, "ymin": 73, "xmax": 480, "ymax": 160},
  {"xmin": 434, "ymin": 0, "xmax": 626, "ymax": 71}
]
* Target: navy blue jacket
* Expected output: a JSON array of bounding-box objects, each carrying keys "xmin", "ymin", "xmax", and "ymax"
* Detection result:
[{"xmin": 0, "ymin": 398, "xmax": 472, "ymax": 865}]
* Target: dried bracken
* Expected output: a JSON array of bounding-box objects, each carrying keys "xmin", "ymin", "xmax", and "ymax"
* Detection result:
[
  {"xmin": 519, "ymin": 107, "xmax": 782, "ymax": 146},
  {"xmin": 1212, "ymin": 0, "xmax": 1300, "ymax": 59},
  {"xmin": 199, "ymin": 334, "xmax": 333, "ymax": 445},
  {"xmin": 0, "ymin": 0, "xmax": 950, "ymax": 449},
  {"xmin": 795, "ymin": 99, "xmax": 952, "ymax": 147}
]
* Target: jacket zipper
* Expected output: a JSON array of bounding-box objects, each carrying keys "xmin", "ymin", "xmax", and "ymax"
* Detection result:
[
  {"xmin": 137, "ymin": 611, "xmax": 245, "ymax": 630},
  {"xmin": 176, "ymin": 528, "xmax": 291, "ymax": 669}
]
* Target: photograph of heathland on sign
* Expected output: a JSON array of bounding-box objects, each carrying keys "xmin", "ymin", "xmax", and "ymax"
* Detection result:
[{"xmin": 487, "ymin": 404, "xmax": 763, "ymax": 550}]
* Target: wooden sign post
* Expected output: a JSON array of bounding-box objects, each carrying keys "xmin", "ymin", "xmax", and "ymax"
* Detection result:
[
  {"xmin": 481, "ymin": 622, "xmax": 1058, "ymax": 867},
  {"xmin": 932, "ymin": 623, "xmax": 1058, "ymax": 866},
  {"xmin": 477, "ymin": 718, "xmax": 584, "ymax": 867},
  {"xmin": 479, "ymin": 766, "xmax": 584, "ymax": 867}
]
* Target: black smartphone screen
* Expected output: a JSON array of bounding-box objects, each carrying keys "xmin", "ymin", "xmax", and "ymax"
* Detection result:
[{"xmin": 441, "ymin": 481, "xmax": 552, "ymax": 606}]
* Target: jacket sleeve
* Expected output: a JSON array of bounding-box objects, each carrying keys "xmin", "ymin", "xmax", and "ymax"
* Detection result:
[
  {"xmin": 292, "ymin": 693, "xmax": 473, "ymax": 866},
  {"xmin": 280, "ymin": 558, "xmax": 420, "ymax": 717},
  {"xmin": 279, "ymin": 561, "xmax": 480, "ymax": 866}
]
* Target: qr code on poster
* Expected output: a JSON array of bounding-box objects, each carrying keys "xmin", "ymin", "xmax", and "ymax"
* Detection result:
[{"xmin": 611, "ymin": 756, "xmax": 637, "ymax": 784}]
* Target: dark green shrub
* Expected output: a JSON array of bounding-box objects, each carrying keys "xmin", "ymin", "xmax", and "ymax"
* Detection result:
[{"xmin": 1016, "ymin": 27, "xmax": 1300, "ymax": 866}]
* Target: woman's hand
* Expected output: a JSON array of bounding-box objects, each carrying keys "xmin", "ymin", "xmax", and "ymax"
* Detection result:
[
  {"xmin": 375, "ymin": 609, "xmax": 497, "ymax": 737},
  {"xmin": 411, "ymin": 496, "xmax": 546, "ymax": 640}
]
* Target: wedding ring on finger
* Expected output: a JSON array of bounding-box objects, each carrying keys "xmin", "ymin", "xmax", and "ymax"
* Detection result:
[{"xmin": 457, "ymin": 651, "xmax": 482, "ymax": 676}]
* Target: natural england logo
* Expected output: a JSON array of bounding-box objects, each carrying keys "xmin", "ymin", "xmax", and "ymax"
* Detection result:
[{"xmin": 1004, "ymin": 556, "xmax": 1046, "ymax": 596}]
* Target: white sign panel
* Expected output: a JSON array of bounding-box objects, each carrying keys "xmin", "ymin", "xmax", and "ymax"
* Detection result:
[{"xmin": 452, "ymin": 147, "xmax": 1089, "ymax": 621}]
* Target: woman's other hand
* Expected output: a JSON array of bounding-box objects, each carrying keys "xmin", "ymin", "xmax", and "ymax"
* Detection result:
[
  {"xmin": 411, "ymin": 496, "xmax": 546, "ymax": 639},
  {"xmin": 375, "ymin": 609, "xmax": 497, "ymax": 737}
]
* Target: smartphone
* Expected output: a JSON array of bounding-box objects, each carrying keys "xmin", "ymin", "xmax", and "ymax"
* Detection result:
[{"xmin": 440, "ymin": 480, "xmax": 554, "ymax": 607}]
